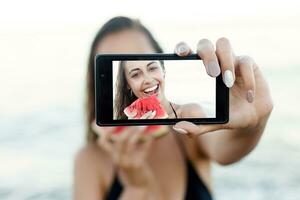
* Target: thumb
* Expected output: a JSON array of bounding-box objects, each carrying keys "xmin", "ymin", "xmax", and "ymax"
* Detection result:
[{"xmin": 173, "ymin": 121, "xmax": 223, "ymax": 136}]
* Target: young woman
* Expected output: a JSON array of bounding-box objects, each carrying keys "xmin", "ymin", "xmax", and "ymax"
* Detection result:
[
  {"xmin": 74, "ymin": 16, "xmax": 273, "ymax": 200},
  {"xmin": 114, "ymin": 60, "xmax": 194, "ymax": 120}
]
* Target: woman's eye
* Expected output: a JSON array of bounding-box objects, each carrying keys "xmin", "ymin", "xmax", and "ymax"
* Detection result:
[
  {"xmin": 131, "ymin": 73, "xmax": 139, "ymax": 78},
  {"xmin": 149, "ymin": 66, "xmax": 157, "ymax": 71}
]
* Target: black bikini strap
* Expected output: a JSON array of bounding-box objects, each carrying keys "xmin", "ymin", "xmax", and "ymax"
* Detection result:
[{"xmin": 169, "ymin": 102, "xmax": 178, "ymax": 119}]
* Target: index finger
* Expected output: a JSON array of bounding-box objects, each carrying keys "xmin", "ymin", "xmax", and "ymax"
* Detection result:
[{"xmin": 197, "ymin": 39, "xmax": 221, "ymax": 77}]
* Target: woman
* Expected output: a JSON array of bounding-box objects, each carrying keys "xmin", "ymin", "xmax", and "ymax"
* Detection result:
[
  {"xmin": 74, "ymin": 16, "xmax": 273, "ymax": 200},
  {"xmin": 114, "ymin": 60, "xmax": 188, "ymax": 120}
]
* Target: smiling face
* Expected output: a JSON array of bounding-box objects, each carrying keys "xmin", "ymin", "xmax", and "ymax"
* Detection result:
[{"xmin": 124, "ymin": 60, "xmax": 165, "ymax": 100}]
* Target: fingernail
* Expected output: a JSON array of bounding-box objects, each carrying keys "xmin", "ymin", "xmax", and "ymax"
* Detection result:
[
  {"xmin": 247, "ymin": 90, "xmax": 254, "ymax": 103},
  {"xmin": 207, "ymin": 61, "xmax": 221, "ymax": 77},
  {"xmin": 172, "ymin": 126, "xmax": 188, "ymax": 134},
  {"xmin": 152, "ymin": 110, "xmax": 156, "ymax": 116},
  {"xmin": 178, "ymin": 45, "xmax": 187, "ymax": 54},
  {"xmin": 224, "ymin": 70, "xmax": 234, "ymax": 88}
]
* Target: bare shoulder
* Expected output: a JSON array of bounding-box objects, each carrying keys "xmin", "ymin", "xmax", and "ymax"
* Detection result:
[
  {"xmin": 74, "ymin": 143, "xmax": 114, "ymax": 200},
  {"xmin": 179, "ymin": 103, "xmax": 206, "ymax": 118}
]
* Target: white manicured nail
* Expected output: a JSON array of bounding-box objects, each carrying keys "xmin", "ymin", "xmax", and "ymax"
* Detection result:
[
  {"xmin": 178, "ymin": 45, "xmax": 187, "ymax": 54},
  {"xmin": 224, "ymin": 70, "xmax": 234, "ymax": 88},
  {"xmin": 172, "ymin": 126, "xmax": 188, "ymax": 134},
  {"xmin": 152, "ymin": 110, "xmax": 156, "ymax": 116},
  {"xmin": 207, "ymin": 61, "xmax": 221, "ymax": 77}
]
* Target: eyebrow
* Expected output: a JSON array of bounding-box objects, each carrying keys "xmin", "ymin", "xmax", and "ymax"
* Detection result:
[
  {"xmin": 146, "ymin": 61, "xmax": 157, "ymax": 67},
  {"xmin": 128, "ymin": 61, "xmax": 158, "ymax": 75},
  {"xmin": 128, "ymin": 68, "xmax": 140, "ymax": 75}
]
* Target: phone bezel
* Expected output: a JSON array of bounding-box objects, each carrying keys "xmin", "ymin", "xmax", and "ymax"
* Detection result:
[{"xmin": 95, "ymin": 53, "xmax": 229, "ymax": 126}]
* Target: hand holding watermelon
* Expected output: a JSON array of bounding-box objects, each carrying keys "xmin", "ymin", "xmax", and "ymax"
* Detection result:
[
  {"xmin": 91, "ymin": 121, "xmax": 159, "ymax": 188},
  {"xmin": 124, "ymin": 95, "xmax": 168, "ymax": 120},
  {"xmin": 120, "ymin": 95, "xmax": 170, "ymax": 140}
]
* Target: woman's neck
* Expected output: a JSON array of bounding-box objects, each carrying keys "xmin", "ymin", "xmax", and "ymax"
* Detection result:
[{"xmin": 160, "ymin": 98, "xmax": 175, "ymax": 117}]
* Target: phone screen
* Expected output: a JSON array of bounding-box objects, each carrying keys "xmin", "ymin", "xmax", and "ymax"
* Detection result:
[
  {"xmin": 95, "ymin": 53, "xmax": 228, "ymax": 126},
  {"xmin": 112, "ymin": 60, "xmax": 216, "ymax": 120}
]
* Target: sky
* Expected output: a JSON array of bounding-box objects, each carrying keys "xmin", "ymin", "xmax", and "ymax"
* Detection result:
[{"xmin": 0, "ymin": 0, "xmax": 300, "ymax": 26}]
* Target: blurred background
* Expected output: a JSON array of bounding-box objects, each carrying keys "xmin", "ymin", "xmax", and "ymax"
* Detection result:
[{"xmin": 0, "ymin": 0, "xmax": 299, "ymax": 199}]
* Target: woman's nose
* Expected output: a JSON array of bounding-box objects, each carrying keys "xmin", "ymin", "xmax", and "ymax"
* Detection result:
[{"xmin": 143, "ymin": 74, "xmax": 154, "ymax": 85}]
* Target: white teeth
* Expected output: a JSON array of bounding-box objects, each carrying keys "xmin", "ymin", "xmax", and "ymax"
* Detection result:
[{"xmin": 144, "ymin": 85, "xmax": 158, "ymax": 93}]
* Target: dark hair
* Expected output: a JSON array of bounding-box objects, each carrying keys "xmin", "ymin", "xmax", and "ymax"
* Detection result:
[
  {"xmin": 114, "ymin": 61, "xmax": 137, "ymax": 120},
  {"xmin": 86, "ymin": 16, "xmax": 164, "ymax": 142}
]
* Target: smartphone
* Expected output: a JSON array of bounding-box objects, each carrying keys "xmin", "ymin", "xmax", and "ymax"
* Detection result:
[{"xmin": 95, "ymin": 53, "xmax": 229, "ymax": 126}]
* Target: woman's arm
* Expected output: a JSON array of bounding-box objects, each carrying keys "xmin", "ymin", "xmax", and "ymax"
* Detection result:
[
  {"xmin": 180, "ymin": 103, "xmax": 271, "ymax": 165},
  {"xmin": 198, "ymin": 114, "xmax": 270, "ymax": 165}
]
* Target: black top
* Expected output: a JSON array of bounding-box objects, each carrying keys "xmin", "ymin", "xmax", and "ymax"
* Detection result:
[{"xmin": 105, "ymin": 103, "xmax": 213, "ymax": 200}]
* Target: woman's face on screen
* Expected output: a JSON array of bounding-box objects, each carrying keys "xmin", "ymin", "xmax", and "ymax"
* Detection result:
[{"xmin": 124, "ymin": 61, "xmax": 165, "ymax": 100}]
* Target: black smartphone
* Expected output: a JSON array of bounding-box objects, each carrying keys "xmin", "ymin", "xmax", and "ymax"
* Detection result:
[{"xmin": 95, "ymin": 53, "xmax": 229, "ymax": 126}]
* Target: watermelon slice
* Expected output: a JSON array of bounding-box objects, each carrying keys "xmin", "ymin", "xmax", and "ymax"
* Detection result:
[
  {"xmin": 109, "ymin": 95, "xmax": 169, "ymax": 142},
  {"xmin": 124, "ymin": 95, "xmax": 168, "ymax": 119}
]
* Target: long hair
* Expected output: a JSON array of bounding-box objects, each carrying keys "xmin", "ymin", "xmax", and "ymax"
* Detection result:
[
  {"xmin": 86, "ymin": 16, "xmax": 164, "ymax": 142},
  {"xmin": 114, "ymin": 61, "xmax": 136, "ymax": 120}
]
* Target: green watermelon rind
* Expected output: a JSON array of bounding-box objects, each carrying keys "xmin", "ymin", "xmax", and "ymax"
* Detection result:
[{"xmin": 108, "ymin": 126, "xmax": 169, "ymax": 143}]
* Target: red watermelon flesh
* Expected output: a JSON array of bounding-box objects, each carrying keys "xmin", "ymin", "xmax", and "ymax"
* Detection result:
[
  {"xmin": 108, "ymin": 95, "xmax": 169, "ymax": 142},
  {"xmin": 124, "ymin": 95, "xmax": 168, "ymax": 119}
]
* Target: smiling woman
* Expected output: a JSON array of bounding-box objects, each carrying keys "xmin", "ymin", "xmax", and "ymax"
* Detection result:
[
  {"xmin": 113, "ymin": 60, "xmax": 169, "ymax": 120},
  {"xmin": 74, "ymin": 16, "xmax": 273, "ymax": 200}
]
